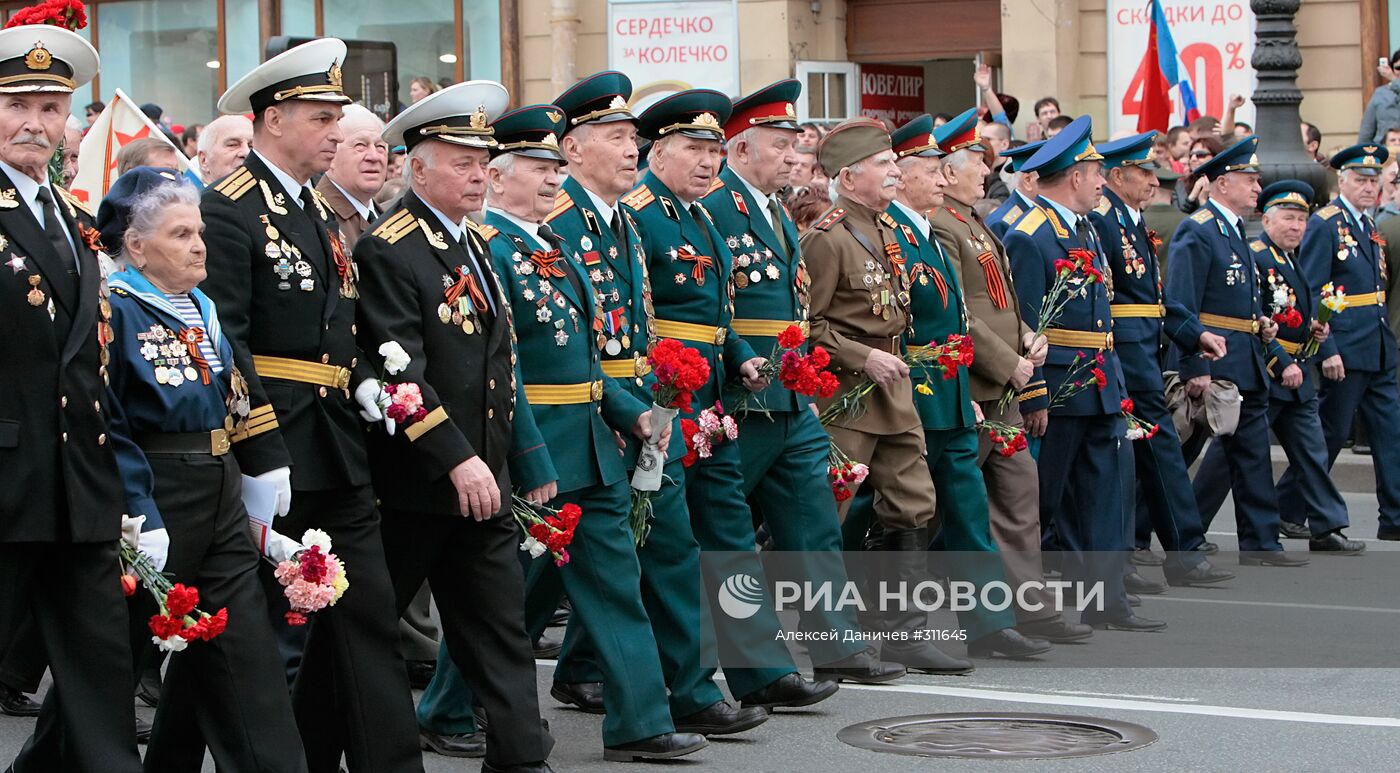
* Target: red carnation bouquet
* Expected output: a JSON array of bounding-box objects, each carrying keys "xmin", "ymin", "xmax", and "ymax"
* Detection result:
[
  {"xmin": 119, "ymin": 541, "xmax": 228, "ymax": 652},
  {"xmin": 998, "ymin": 248, "xmax": 1102, "ymax": 409},
  {"xmin": 731, "ymin": 324, "xmax": 839, "ymax": 412},
  {"xmin": 1120, "ymin": 398, "xmax": 1160, "ymax": 441},
  {"xmin": 5, "ymin": 0, "xmax": 87, "ymax": 30},
  {"xmin": 1047, "ymin": 349, "xmax": 1109, "ymax": 408},
  {"xmin": 827, "ymin": 440, "xmax": 870, "ymax": 502},
  {"xmin": 632, "ymin": 338, "xmax": 709, "ymax": 492},
  {"xmin": 512, "ymin": 495, "xmax": 581, "ymax": 566},
  {"xmin": 268, "ymin": 529, "xmax": 349, "ymax": 626},
  {"xmin": 818, "ymin": 334, "xmax": 973, "ymax": 425},
  {"xmin": 978, "ymin": 419, "xmax": 1029, "ymax": 457}
]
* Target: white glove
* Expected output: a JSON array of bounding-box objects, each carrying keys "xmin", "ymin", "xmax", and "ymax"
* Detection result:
[
  {"xmin": 120, "ymin": 514, "xmax": 146, "ymax": 550},
  {"xmin": 254, "ymin": 466, "xmax": 293, "ymax": 517},
  {"xmin": 265, "ymin": 531, "xmax": 302, "ymax": 563},
  {"xmin": 354, "ymin": 379, "xmax": 388, "ymax": 423},
  {"xmin": 140, "ymin": 528, "xmax": 171, "ymax": 572}
]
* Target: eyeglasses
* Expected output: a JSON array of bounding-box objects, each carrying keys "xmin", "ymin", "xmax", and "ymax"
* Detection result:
[{"xmin": 1191, "ymin": 151, "xmax": 1213, "ymax": 159}]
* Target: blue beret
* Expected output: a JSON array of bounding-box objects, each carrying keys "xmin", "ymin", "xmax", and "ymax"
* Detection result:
[{"xmin": 95, "ymin": 166, "xmax": 188, "ymax": 253}]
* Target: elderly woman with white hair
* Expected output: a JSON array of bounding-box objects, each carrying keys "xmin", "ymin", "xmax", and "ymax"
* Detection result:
[{"xmin": 96, "ymin": 168, "xmax": 307, "ymax": 772}]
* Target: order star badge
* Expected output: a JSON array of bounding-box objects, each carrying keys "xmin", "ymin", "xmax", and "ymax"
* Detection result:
[{"xmin": 6, "ymin": 254, "xmax": 27, "ymax": 274}]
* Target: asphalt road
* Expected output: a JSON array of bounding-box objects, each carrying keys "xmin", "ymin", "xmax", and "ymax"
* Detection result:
[{"xmin": 3, "ymin": 445, "xmax": 1396, "ymax": 771}]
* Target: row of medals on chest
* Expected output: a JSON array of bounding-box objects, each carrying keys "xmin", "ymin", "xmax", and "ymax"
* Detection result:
[
  {"xmin": 512, "ymin": 245, "xmax": 633, "ymax": 354},
  {"xmin": 723, "ymin": 233, "xmax": 781, "ymax": 289},
  {"xmin": 263, "ymin": 218, "xmax": 317, "ymax": 292},
  {"xmin": 138, "ymin": 323, "xmax": 200, "ymax": 387}
]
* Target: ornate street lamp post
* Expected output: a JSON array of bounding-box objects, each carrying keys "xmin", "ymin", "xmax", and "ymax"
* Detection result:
[{"xmin": 1250, "ymin": 0, "xmax": 1327, "ymax": 203}]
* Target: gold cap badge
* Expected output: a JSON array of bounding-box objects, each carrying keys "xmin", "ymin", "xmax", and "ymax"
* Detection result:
[{"xmin": 24, "ymin": 43, "xmax": 51, "ymax": 71}]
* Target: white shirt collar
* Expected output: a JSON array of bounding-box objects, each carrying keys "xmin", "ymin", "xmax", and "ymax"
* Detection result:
[
  {"xmin": 1339, "ymin": 194, "xmax": 1367, "ymax": 225},
  {"xmin": 0, "ymin": 158, "xmax": 51, "ymax": 219},
  {"xmin": 327, "ymin": 176, "xmax": 375, "ymax": 221},
  {"xmin": 252, "ymin": 149, "xmax": 311, "ymax": 208},
  {"xmin": 1038, "ymin": 195, "xmax": 1081, "ymax": 231},
  {"xmin": 488, "ymin": 207, "xmax": 547, "ymax": 249},
  {"xmin": 419, "ymin": 196, "xmax": 464, "ymax": 243},
  {"xmin": 890, "ymin": 199, "xmax": 931, "ymax": 239},
  {"xmin": 579, "ymin": 183, "xmax": 617, "ymax": 229},
  {"xmin": 731, "ymin": 168, "xmax": 775, "ymax": 212},
  {"xmin": 1127, "ymin": 207, "xmax": 1142, "ymax": 225},
  {"xmin": 1206, "ymin": 199, "xmax": 1243, "ymax": 237}
]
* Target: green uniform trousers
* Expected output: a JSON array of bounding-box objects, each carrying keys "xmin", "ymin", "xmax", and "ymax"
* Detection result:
[
  {"xmin": 738, "ymin": 409, "xmax": 865, "ymax": 664},
  {"xmin": 844, "ymin": 426, "xmax": 1015, "ymax": 641}
]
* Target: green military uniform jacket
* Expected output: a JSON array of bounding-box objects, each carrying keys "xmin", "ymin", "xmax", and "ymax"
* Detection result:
[
  {"xmin": 481, "ymin": 209, "xmax": 649, "ymax": 494},
  {"xmin": 623, "ymin": 171, "xmax": 757, "ymax": 412},
  {"xmin": 698, "ymin": 165, "xmax": 811, "ymax": 413},
  {"xmin": 888, "ymin": 201, "xmax": 975, "ymax": 431}
]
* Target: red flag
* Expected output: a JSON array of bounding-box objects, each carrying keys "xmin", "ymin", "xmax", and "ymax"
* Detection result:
[{"xmin": 1135, "ymin": 13, "xmax": 1174, "ymax": 133}]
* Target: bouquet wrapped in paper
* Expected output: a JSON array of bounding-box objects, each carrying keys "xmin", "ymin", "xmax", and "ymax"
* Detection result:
[{"xmin": 631, "ymin": 338, "xmax": 709, "ymax": 491}]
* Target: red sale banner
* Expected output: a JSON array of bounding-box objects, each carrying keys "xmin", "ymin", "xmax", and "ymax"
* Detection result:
[{"xmin": 1107, "ymin": 0, "xmax": 1256, "ymax": 135}]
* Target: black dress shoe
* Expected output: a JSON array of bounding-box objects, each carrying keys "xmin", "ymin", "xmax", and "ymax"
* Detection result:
[
  {"xmin": 1126, "ymin": 592, "xmax": 1141, "ymax": 607},
  {"xmin": 549, "ymin": 681, "xmax": 605, "ymax": 714},
  {"xmin": 1165, "ymin": 561, "xmax": 1235, "ymax": 586},
  {"xmin": 1014, "ymin": 617, "xmax": 1093, "ymax": 643},
  {"xmin": 739, "ymin": 672, "xmax": 839, "ymax": 709},
  {"xmin": 1279, "ymin": 521, "xmax": 1311, "ymax": 540},
  {"xmin": 136, "ymin": 716, "xmax": 152, "ymax": 744},
  {"xmin": 1200, "ymin": 541, "xmax": 1219, "ymax": 554},
  {"xmin": 603, "ymin": 732, "xmax": 707, "ymax": 762},
  {"xmin": 1309, "ymin": 531, "xmax": 1366, "ymax": 555},
  {"xmin": 549, "ymin": 603, "xmax": 570, "ymax": 627},
  {"xmin": 1130, "ymin": 548, "xmax": 1165, "ymax": 567},
  {"xmin": 674, "ymin": 700, "xmax": 769, "ymax": 735},
  {"xmin": 136, "ymin": 668, "xmax": 161, "ymax": 708},
  {"xmin": 1353, "ymin": 443, "xmax": 1372, "ymax": 455},
  {"xmin": 1240, "ymin": 550, "xmax": 1309, "ymax": 567},
  {"xmin": 482, "ymin": 762, "xmax": 554, "ymax": 773},
  {"xmin": 1092, "ymin": 614, "xmax": 1167, "ymax": 632},
  {"xmin": 967, "ymin": 628, "xmax": 1053, "ymax": 659},
  {"xmin": 420, "ymin": 729, "xmax": 486, "ymax": 757},
  {"xmin": 1379, "ymin": 529, "xmax": 1400, "ymax": 541},
  {"xmin": 405, "ymin": 660, "xmax": 435, "ymax": 690},
  {"xmin": 532, "ymin": 633, "xmax": 562, "ymax": 659},
  {"xmin": 0, "ymin": 685, "xmax": 40, "ymax": 717},
  {"xmin": 1123, "ymin": 571, "xmax": 1167, "ymax": 595},
  {"xmin": 813, "ymin": 649, "xmax": 909, "ymax": 683}
]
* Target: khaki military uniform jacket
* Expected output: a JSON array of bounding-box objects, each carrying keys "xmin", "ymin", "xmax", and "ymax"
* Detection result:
[
  {"xmin": 315, "ymin": 175, "xmax": 373, "ymax": 250},
  {"xmin": 931, "ymin": 195, "xmax": 1046, "ymax": 408},
  {"xmin": 800, "ymin": 195, "xmax": 920, "ymax": 434}
]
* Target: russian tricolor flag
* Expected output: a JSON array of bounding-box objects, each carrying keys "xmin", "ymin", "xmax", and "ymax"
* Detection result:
[{"xmin": 1137, "ymin": 0, "xmax": 1200, "ymax": 132}]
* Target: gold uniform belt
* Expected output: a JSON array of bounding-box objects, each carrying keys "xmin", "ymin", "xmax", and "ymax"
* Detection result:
[
  {"xmin": 1278, "ymin": 339, "xmax": 1303, "ymax": 355},
  {"xmin": 1110, "ymin": 303, "xmax": 1166, "ymax": 318},
  {"xmin": 252, "ymin": 355, "xmax": 352, "ymax": 390},
  {"xmin": 729, "ymin": 319, "xmax": 809, "ymax": 338},
  {"xmin": 655, "ymin": 319, "xmax": 727, "ymax": 345},
  {"xmin": 601, "ymin": 356, "xmax": 652, "ymax": 379},
  {"xmin": 523, "ymin": 380, "xmax": 604, "ymax": 405},
  {"xmin": 1043, "ymin": 329, "xmax": 1114, "ymax": 350},
  {"xmin": 1199, "ymin": 313, "xmax": 1260, "ymax": 334},
  {"xmin": 1348, "ymin": 291, "xmax": 1386, "ymax": 306}
]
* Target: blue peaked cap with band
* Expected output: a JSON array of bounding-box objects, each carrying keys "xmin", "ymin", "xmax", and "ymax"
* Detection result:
[
  {"xmin": 1097, "ymin": 131, "xmax": 1160, "ymax": 171},
  {"xmin": 1020, "ymin": 115, "xmax": 1102, "ymax": 175}
]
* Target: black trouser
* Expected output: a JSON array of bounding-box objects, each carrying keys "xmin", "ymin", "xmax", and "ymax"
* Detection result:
[
  {"xmin": 380, "ymin": 505, "xmax": 553, "ymax": 767},
  {"xmin": 0, "ymin": 614, "xmax": 46, "ymax": 694},
  {"xmin": 272, "ymin": 485, "xmax": 423, "ymax": 773},
  {"xmin": 13, "ymin": 451, "xmax": 308, "ymax": 773},
  {"xmin": 0, "ymin": 540, "xmax": 143, "ymax": 773}
]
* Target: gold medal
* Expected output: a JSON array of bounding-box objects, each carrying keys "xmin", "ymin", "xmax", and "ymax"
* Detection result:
[
  {"xmin": 26, "ymin": 287, "xmax": 43, "ymax": 306},
  {"xmin": 27, "ymin": 274, "xmax": 40, "ymax": 286},
  {"xmin": 461, "ymin": 318, "xmax": 476, "ymax": 335},
  {"xmin": 733, "ymin": 272, "xmax": 749, "ymax": 289},
  {"xmin": 621, "ymin": 334, "xmax": 631, "ymax": 349},
  {"xmin": 438, "ymin": 303, "xmax": 452, "ymax": 324}
]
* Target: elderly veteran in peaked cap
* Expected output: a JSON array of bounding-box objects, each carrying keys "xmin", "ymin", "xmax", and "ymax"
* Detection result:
[
  {"xmin": 987, "ymin": 139, "xmax": 1047, "ymax": 240},
  {"xmin": 354, "ymin": 81, "xmax": 561, "ymax": 770},
  {"xmin": 0, "ymin": 21, "xmax": 148, "ymax": 773}
]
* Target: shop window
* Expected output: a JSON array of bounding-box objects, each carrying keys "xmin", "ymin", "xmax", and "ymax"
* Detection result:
[
  {"xmin": 96, "ymin": 0, "xmax": 219, "ymax": 127},
  {"xmin": 796, "ymin": 61, "xmax": 857, "ymax": 124}
]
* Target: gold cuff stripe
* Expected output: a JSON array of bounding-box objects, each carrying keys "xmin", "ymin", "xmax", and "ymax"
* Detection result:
[
  {"xmin": 655, "ymin": 319, "xmax": 726, "ymax": 345},
  {"xmin": 1110, "ymin": 304, "xmax": 1166, "ymax": 318},
  {"xmin": 523, "ymin": 381, "xmax": 604, "ymax": 404},
  {"xmin": 230, "ymin": 415, "xmax": 278, "ymax": 443},
  {"xmin": 1278, "ymin": 339, "xmax": 1302, "ymax": 355},
  {"xmin": 1199, "ymin": 313, "xmax": 1259, "ymax": 334},
  {"xmin": 1018, "ymin": 387, "xmax": 1048, "ymax": 402},
  {"xmin": 252, "ymin": 355, "xmax": 352, "ymax": 390},
  {"xmin": 405, "ymin": 406, "xmax": 449, "ymax": 441}
]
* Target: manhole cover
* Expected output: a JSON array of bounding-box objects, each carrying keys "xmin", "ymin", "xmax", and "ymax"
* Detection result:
[{"xmin": 837, "ymin": 712, "xmax": 1158, "ymax": 759}]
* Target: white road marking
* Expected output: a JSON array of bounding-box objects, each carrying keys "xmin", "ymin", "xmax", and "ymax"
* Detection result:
[
  {"xmin": 833, "ymin": 682, "xmax": 1400, "ymax": 727},
  {"xmin": 1148, "ymin": 596, "xmax": 1400, "ymax": 614}
]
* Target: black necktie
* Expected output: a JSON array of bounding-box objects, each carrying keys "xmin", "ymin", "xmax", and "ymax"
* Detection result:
[
  {"xmin": 299, "ymin": 186, "xmax": 317, "ymax": 214},
  {"xmin": 688, "ymin": 204, "xmax": 716, "ymax": 255},
  {"xmin": 767, "ymin": 196, "xmax": 788, "ymax": 255},
  {"xmin": 34, "ymin": 187, "xmax": 79, "ymax": 287},
  {"xmin": 609, "ymin": 209, "xmax": 625, "ymax": 244},
  {"xmin": 366, "ymin": 205, "xmax": 378, "ymax": 224}
]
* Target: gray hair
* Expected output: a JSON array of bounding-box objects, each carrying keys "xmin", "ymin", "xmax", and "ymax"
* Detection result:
[
  {"xmin": 405, "ymin": 140, "xmax": 436, "ymax": 183},
  {"xmin": 828, "ymin": 159, "xmax": 867, "ymax": 199},
  {"xmin": 119, "ymin": 180, "xmax": 202, "ymax": 260},
  {"xmin": 484, "ymin": 153, "xmax": 516, "ymax": 207},
  {"xmin": 944, "ymin": 148, "xmax": 978, "ymax": 172},
  {"xmin": 338, "ymin": 103, "xmax": 385, "ymax": 136},
  {"xmin": 197, "ymin": 115, "xmax": 252, "ymax": 155}
]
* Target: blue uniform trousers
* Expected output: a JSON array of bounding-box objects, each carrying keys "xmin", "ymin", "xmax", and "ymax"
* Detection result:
[{"xmin": 1182, "ymin": 389, "xmax": 1284, "ymax": 551}]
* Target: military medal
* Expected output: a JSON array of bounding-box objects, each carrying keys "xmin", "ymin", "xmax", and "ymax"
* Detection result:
[
  {"xmin": 765, "ymin": 264, "xmax": 780, "ymax": 280},
  {"xmin": 300, "ymin": 278, "xmax": 314, "ymax": 291},
  {"xmin": 154, "ymin": 366, "xmax": 169, "ymax": 384},
  {"xmin": 733, "ymin": 272, "xmax": 749, "ymax": 289},
  {"xmin": 461, "ymin": 318, "xmax": 475, "ymax": 335},
  {"xmin": 5, "ymin": 254, "xmax": 23, "ymax": 273},
  {"xmin": 26, "ymin": 286, "xmax": 43, "ymax": 306},
  {"xmin": 438, "ymin": 303, "xmax": 452, "ymax": 323},
  {"xmin": 260, "ymin": 215, "xmax": 279, "ymax": 241},
  {"xmin": 580, "ymin": 235, "xmax": 593, "ymax": 251},
  {"xmin": 749, "ymin": 269, "xmax": 762, "ymax": 284},
  {"xmin": 608, "ymin": 246, "xmax": 618, "ymax": 259}
]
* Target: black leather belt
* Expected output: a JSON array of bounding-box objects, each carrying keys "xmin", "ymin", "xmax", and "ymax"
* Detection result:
[{"xmin": 136, "ymin": 429, "xmax": 231, "ymax": 456}]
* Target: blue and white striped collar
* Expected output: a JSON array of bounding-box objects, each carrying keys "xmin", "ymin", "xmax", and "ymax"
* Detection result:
[{"xmin": 108, "ymin": 267, "xmax": 223, "ymax": 349}]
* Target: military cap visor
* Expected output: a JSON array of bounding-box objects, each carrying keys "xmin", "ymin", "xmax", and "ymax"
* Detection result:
[
  {"xmin": 383, "ymin": 80, "xmax": 509, "ymax": 152},
  {"xmin": 1196, "ymin": 135, "xmax": 1260, "ymax": 180},
  {"xmin": 1098, "ymin": 131, "xmax": 1160, "ymax": 171},
  {"xmin": 218, "ymin": 37, "xmax": 351, "ymax": 115},
  {"xmin": 1020, "ymin": 115, "xmax": 1102, "ymax": 176},
  {"xmin": 817, "ymin": 117, "xmax": 891, "ymax": 176},
  {"xmin": 554, "ymin": 71, "xmax": 636, "ymax": 131},
  {"xmin": 490, "ymin": 104, "xmax": 567, "ymax": 162},
  {"xmin": 725, "ymin": 79, "xmax": 802, "ymax": 137},
  {"xmin": 933, "ymin": 108, "xmax": 986, "ymax": 155},
  {"xmin": 636, "ymin": 89, "xmax": 731, "ymax": 142},
  {"xmin": 1000, "ymin": 140, "xmax": 1045, "ymax": 172},
  {"xmin": 891, "ymin": 114, "xmax": 943, "ymax": 159},
  {"xmin": 0, "ymin": 26, "xmax": 98, "ymax": 94},
  {"xmin": 1330, "ymin": 143, "xmax": 1389, "ymax": 176},
  {"xmin": 1258, "ymin": 180, "xmax": 1315, "ymax": 213}
]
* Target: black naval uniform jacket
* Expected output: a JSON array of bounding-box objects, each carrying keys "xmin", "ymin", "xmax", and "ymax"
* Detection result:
[
  {"xmin": 353, "ymin": 189, "xmax": 526, "ymax": 515},
  {"xmin": 0, "ymin": 168, "xmax": 126, "ymax": 543},
  {"xmin": 200, "ymin": 152, "xmax": 375, "ymax": 491}
]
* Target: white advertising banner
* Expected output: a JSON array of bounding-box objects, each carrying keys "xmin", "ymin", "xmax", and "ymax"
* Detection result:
[{"xmin": 608, "ymin": 0, "xmax": 740, "ymax": 111}]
